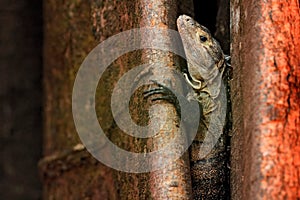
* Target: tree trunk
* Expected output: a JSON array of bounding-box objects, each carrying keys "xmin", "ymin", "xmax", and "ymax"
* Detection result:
[
  {"xmin": 40, "ymin": 0, "xmax": 195, "ymax": 199},
  {"xmin": 230, "ymin": 0, "xmax": 300, "ymax": 199},
  {"xmin": 40, "ymin": 0, "xmax": 116, "ymax": 199}
]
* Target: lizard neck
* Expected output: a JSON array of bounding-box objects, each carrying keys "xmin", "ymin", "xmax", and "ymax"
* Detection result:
[{"xmin": 186, "ymin": 60, "xmax": 226, "ymax": 100}]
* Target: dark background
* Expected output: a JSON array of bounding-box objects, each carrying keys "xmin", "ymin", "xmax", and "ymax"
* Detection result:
[{"xmin": 0, "ymin": 0, "xmax": 43, "ymax": 199}]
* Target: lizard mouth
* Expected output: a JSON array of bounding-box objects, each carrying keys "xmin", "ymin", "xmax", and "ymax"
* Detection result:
[
  {"xmin": 183, "ymin": 72, "xmax": 202, "ymax": 90},
  {"xmin": 181, "ymin": 65, "xmax": 202, "ymax": 90}
]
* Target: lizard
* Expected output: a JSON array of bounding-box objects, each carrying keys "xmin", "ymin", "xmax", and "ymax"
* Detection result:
[
  {"xmin": 144, "ymin": 15, "xmax": 231, "ymax": 199},
  {"xmin": 177, "ymin": 14, "xmax": 231, "ymax": 200}
]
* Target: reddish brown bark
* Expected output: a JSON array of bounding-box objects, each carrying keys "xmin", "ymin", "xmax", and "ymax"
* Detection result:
[
  {"xmin": 40, "ymin": 0, "xmax": 117, "ymax": 199},
  {"xmin": 41, "ymin": 0, "xmax": 195, "ymax": 199},
  {"xmin": 230, "ymin": 0, "xmax": 300, "ymax": 199},
  {"xmin": 140, "ymin": 1, "xmax": 194, "ymax": 199}
]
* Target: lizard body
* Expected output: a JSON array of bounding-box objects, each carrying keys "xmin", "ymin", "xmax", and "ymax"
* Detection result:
[
  {"xmin": 177, "ymin": 15, "xmax": 230, "ymax": 200},
  {"xmin": 143, "ymin": 15, "xmax": 231, "ymax": 199}
]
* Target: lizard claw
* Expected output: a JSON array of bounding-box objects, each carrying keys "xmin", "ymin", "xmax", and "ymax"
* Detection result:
[
  {"xmin": 143, "ymin": 80, "xmax": 200, "ymax": 128},
  {"xmin": 143, "ymin": 80, "xmax": 182, "ymax": 116},
  {"xmin": 143, "ymin": 80, "xmax": 178, "ymax": 104}
]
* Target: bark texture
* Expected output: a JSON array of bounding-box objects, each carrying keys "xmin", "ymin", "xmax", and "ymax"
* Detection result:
[
  {"xmin": 41, "ymin": 0, "xmax": 117, "ymax": 199},
  {"xmin": 140, "ymin": 1, "xmax": 194, "ymax": 199},
  {"xmin": 41, "ymin": 0, "xmax": 195, "ymax": 199},
  {"xmin": 230, "ymin": 0, "xmax": 300, "ymax": 199}
]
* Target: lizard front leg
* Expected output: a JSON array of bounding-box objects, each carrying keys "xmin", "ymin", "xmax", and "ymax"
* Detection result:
[
  {"xmin": 143, "ymin": 80, "xmax": 181, "ymax": 116},
  {"xmin": 143, "ymin": 80, "xmax": 201, "ymax": 127}
]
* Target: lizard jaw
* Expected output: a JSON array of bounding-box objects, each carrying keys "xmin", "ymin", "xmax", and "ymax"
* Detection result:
[{"xmin": 183, "ymin": 73, "xmax": 201, "ymax": 90}]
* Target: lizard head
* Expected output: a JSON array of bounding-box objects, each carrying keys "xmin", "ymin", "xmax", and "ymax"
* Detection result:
[{"xmin": 177, "ymin": 15, "xmax": 225, "ymax": 90}]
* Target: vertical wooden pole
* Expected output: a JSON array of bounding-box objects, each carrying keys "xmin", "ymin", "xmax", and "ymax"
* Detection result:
[
  {"xmin": 41, "ymin": 0, "xmax": 195, "ymax": 199},
  {"xmin": 140, "ymin": 1, "xmax": 194, "ymax": 199},
  {"xmin": 40, "ymin": 0, "xmax": 117, "ymax": 199},
  {"xmin": 230, "ymin": 0, "xmax": 300, "ymax": 199}
]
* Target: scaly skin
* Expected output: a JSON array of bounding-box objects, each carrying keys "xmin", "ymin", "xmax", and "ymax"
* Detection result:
[{"xmin": 177, "ymin": 15, "xmax": 230, "ymax": 200}]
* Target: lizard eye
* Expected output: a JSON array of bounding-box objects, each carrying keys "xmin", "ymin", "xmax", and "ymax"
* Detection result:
[{"xmin": 200, "ymin": 36, "xmax": 207, "ymax": 42}]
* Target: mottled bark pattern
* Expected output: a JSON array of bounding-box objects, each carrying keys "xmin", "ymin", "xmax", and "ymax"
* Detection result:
[
  {"xmin": 42, "ymin": 0, "xmax": 116, "ymax": 199},
  {"xmin": 43, "ymin": 0, "xmax": 96, "ymax": 155},
  {"xmin": 91, "ymin": 0, "xmax": 195, "ymax": 199},
  {"xmin": 90, "ymin": 1, "xmax": 149, "ymax": 199},
  {"xmin": 140, "ymin": 1, "xmax": 194, "ymax": 199},
  {"xmin": 230, "ymin": 0, "xmax": 300, "ymax": 199}
]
